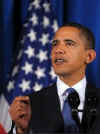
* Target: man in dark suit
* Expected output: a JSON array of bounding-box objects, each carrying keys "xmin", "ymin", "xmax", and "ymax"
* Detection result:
[{"xmin": 9, "ymin": 22, "xmax": 100, "ymax": 134}]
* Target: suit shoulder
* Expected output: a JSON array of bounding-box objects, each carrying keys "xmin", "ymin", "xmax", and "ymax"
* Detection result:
[
  {"xmin": 29, "ymin": 83, "xmax": 56, "ymax": 99},
  {"xmin": 86, "ymin": 83, "xmax": 100, "ymax": 98}
]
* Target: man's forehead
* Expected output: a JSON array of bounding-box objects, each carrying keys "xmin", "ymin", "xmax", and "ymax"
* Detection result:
[
  {"xmin": 54, "ymin": 26, "xmax": 80, "ymax": 36},
  {"xmin": 56, "ymin": 26, "xmax": 80, "ymax": 32},
  {"xmin": 53, "ymin": 26, "xmax": 81, "ymax": 39}
]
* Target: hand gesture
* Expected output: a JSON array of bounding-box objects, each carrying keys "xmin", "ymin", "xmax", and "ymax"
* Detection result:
[{"xmin": 9, "ymin": 96, "xmax": 31, "ymax": 134}]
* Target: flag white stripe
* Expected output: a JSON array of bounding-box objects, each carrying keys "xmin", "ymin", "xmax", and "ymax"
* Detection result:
[{"xmin": 0, "ymin": 95, "xmax": 12, "ymax": 132}]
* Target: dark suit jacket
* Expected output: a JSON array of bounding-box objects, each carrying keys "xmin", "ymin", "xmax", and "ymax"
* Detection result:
[
  {"xmin": 9, "ymin": 83, "xmax": 100, "ymax": 134},
  {"xmin": 29, "ymin": 83, "xmax": 100, "ymax": 134}
]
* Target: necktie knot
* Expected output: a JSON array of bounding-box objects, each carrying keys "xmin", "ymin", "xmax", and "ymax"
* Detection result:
[
  {"xmin": 66, "ymin": 88, "xmax": 76, "ymax": 94},
  {"xmin": 63, "ymin": 88, "xmax": 76, "ymax": 101}
]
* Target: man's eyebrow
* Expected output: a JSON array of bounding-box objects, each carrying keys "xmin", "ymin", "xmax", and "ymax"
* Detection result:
[
  {"xmin": 64, "ymin": 39, "xmax": 77, "ymax": 44},
  {"xmin": 52, "ymin": 39, "xmax": 58, "ymax": 41},
  {"xmin": 52, "ymin": 39, "xmax": 77, "ymax": 45}
]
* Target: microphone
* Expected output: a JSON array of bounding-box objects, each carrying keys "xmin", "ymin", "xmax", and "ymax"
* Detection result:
[
  {"xmin": 8, "ymin": 121, "xmax": 15, "ymax": 134},
  {"xmin": 68, "ymin": 91, "xmax": 80, "ymax": 125},
  {"xmin": 67, "ymin": 91, "xmax": 97, "ymax": 127},
  {"xmin": 68, "ymin": 91, "xmax": 97, "ymax": 114},
  {"xmin": 68, "ymin": 91, "xmax": 80, "ymax": 113}
]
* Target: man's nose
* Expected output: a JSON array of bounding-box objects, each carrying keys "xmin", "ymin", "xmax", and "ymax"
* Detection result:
[{"xmin": 55, "ymin": 45, "xmax": 65, "ymax": 54}]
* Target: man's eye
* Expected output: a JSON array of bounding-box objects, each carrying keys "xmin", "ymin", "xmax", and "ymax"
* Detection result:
[
  {"xmin": 52, "ymin": 40, "xmax": 58, "ymax": 47},
  {"xmin": 66, "ymin": 42, "xmax": 74, "ymax": 46},
  {"xmin": 65, "ymin": 40, "xmax": 75, "ymax": 46}
]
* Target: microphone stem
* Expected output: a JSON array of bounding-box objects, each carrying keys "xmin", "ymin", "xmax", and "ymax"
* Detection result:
[{"xmin": 78, "ymin": 109, "xmax": 84, "ymax": 112}]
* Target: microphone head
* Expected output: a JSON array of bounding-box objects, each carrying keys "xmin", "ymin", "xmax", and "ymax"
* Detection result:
[{"xmin": 68, "ymin": 91, "xmax": 80, "ymax": 109}]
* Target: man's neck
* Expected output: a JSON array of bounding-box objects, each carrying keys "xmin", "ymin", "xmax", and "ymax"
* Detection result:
[{"xmin": 59, "ymin": 74, "xmax": 85, "ymax": 87}]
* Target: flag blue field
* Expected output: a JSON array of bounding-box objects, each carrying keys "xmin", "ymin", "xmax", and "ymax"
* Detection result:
[{"xmin": 5, "ymin": 0, "xmax": 58, "ymax": 104}]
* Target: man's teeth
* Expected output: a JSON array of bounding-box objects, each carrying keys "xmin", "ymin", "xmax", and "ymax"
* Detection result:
[{"xmin": 55, "ymin": 59, "xmax": 64, "ymax": 62}]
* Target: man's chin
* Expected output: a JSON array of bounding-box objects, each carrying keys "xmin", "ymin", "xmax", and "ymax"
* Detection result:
[{"xmin": 54, "ymin": 71, "xmax": 68, "ymax": 77}]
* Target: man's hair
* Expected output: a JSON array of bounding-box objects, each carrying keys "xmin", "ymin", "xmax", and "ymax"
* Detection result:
[{"xmin": 62, "ymin": 22, "xmax": 95, "ymax": 49}]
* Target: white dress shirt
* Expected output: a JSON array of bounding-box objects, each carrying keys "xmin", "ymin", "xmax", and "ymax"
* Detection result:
[{"xmin": 57, "ymin": 76, "xmax": 87, "ymax": 121}]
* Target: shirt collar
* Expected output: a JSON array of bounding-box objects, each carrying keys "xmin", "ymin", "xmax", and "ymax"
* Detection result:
[{"xmin": 57, "ymin": 76, "xmax": 87, "ymax": 102}]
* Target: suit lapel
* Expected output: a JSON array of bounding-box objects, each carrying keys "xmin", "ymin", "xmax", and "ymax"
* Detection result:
[
  {"xmin": 30, "ymin": 84, "xmax": 64, "ymax": 133},
  {"xmin": 43, "ymin": 84, "xmax": 64, "ymax": 132},
  {"xmin": 80, "ymin": 83, "xmax": 98, "ymax": 133}
]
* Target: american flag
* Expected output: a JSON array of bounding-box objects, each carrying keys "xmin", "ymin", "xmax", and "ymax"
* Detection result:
[
  {"xmin": 5, "ymin": 0, "xmax": 58, "ymax": 104},
  {"xmin": 0, "ymin": 123, "xmax": 7, "ymax": 134}
]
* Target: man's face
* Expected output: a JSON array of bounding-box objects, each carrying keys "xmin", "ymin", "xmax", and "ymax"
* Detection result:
[{"xmin": 51, "ymin": 26, "xmax": 89, "ymax": 77}]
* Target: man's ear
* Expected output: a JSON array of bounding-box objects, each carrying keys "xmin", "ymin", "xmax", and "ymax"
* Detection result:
[{"xmin": 85, "ymin": 49, "xmax": 96, "ymax": 64}]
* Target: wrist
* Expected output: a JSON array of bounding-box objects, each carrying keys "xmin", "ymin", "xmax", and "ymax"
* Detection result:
[{"xmin": 16, "ymin": 127, "xmax": 27, "ymax": 134}]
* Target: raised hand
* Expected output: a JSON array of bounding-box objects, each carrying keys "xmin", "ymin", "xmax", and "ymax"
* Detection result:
[{"xmin": 9, "ymin": 96, "xmax": 31, "ymax": 134}]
